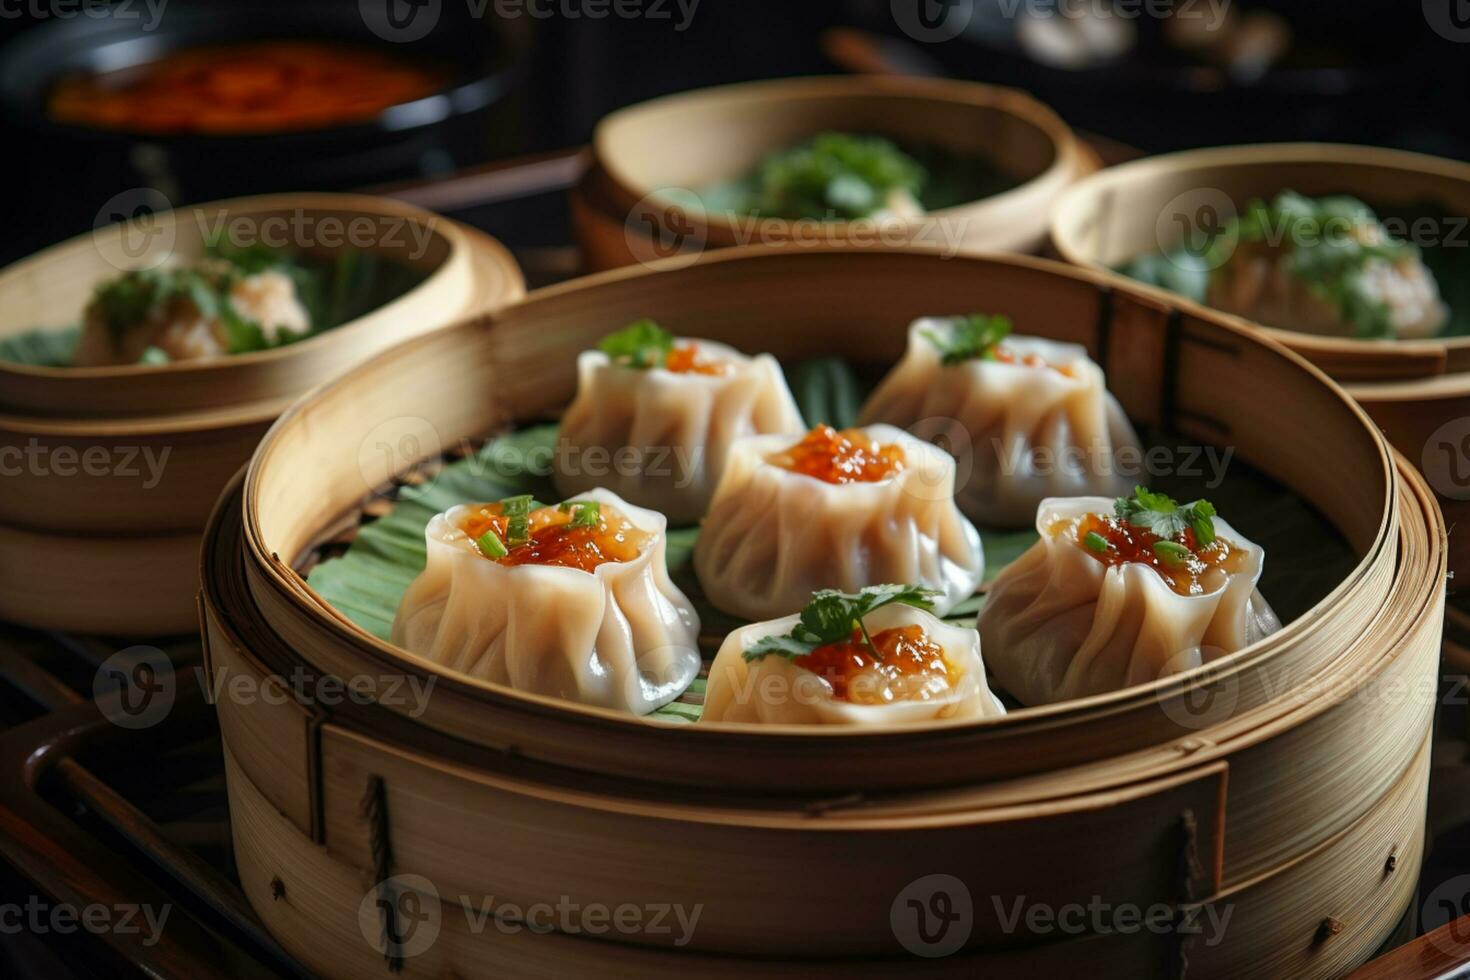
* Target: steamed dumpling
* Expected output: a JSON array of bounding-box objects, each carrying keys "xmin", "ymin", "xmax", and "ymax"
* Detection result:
[
  {"xmin": 392, "ymin": 488, "xmax": 700, "ymax": 714},
  {"xmin": 701, "ymin": 586, "xmax": 1005, "ymax": 724},
  {"xmin": 978, "ymin": 489, "xmax": 1280, "ymax": 706},
  {"xmin": 555, "ymin": 320, "xmax": 805, "ymax": 524},
  {"xmin": 693, "ymin": 424, "xmax": 984, "ymax": 620},
  {"xmin": 1206, "ymin": 192, "xmax": 1448, "ymax": 340},
  {"xmin": 859, "ymin": 314, "xmax": 1140, "ymax": 528},
  {"xmin": 73, "ymin": 261, "xmax": 311, "ymax": 366}
]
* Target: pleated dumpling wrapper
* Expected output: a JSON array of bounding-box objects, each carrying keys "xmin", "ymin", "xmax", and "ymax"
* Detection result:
[
  {"xmin": 858, "ymin": 314, "xmax": 1141, "ymax": 528},
  {"xmin": 555, "ymin": 319, "xmax": 805, "ymax": 525},
  {"xmin": 391, "ymin": 488, "xmax": 701, "ymax": 715},
  {"xmin": 978, "ymin": 488, "xmax": 1280, "ymax": 707},
  {"xmin": 693, "ymin": 423, "xmax": 984, "ymax": 620},
  {"xmin": 701, "ymin": 585, "xmax": 1005, "ymax": 724}
]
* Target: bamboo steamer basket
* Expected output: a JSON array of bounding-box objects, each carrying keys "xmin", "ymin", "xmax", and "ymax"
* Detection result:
[
  {"xmin": 571, "ymin": 75, "xmax": 1097, "ymax": 271},
  {"xmin": 1048, "ymin": 143, "xmax": 1470, "ymax": 581},
  {"xmin": 199, "ymin": 247, "xmax": 1445, "ymax": 974},
  {"xmin": 0, "ymin": 193, "xmax": 524, "ymax": 634}
]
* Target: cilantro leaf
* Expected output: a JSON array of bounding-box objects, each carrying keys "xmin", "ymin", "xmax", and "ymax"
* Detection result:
[
  {"xmin": 598, "ymin": 319, "xmax": 675, "ymax": 369},
  {"xmin": 1113, "ymin": 486, "xmax": 1219, "ymax": 545},
  {"xmin": 922, "ymin": 314, "xmax": 1013, "ymax": 365},
  {"xmin": 742, "ymin": 584, "xmax": 942, "ymax": 662}
]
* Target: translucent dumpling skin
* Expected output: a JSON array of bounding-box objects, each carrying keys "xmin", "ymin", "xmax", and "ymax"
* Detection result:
[
  {"xmin": 859, "ymin": 318, "xmax": 1140, "ymax": 528},
  {"xmin": 702, "ymin": 602, "xmax": 1004, "ymax": 725},
  {"xmin": 392, "ymin": 488, "xmax": 701, "ymax": 715},
  {"xmin": 977, "ymin": 496, "xmax": 1280, "ymax": 706},
  {"xmin": 693, "ymin": 424, "xmax": 984, "ymax": 620},
  {"xmin": 555, "ymin": 338, "xmax": 805, "ymax": 525}
]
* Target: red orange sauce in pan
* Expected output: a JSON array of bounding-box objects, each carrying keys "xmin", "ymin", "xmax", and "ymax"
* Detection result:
[
  {"xmin": 48, "ymin": 41, "xmax": 446, "ymax": 135},
  {"xmin": 462, "ymin": 502, "xmax": 649, "ymax": 572}
]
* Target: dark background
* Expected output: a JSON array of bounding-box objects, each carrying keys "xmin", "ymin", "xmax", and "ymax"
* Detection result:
[{"xmin": 0, "ymin": 0, "xmax": 1465, "ymax": 264}]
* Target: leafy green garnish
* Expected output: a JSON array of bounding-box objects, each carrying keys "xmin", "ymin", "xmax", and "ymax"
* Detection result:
[
  {"xmin": 558, "ymin": 499, "xmax": 601, "ymax": 529},
  {"xmin": 743, "ymin": 584, "xmax": 941, "ymax": 662},
  {"xmin": 1114, "ymin": 486, "xmax": 1217, "ymax": 546},
  {"xmin": 922, "ymin": 314, "xmax": 1013, "ymax": 365},
  {"xmin": 476, "ymin": 528, "xmax": 508, "ymax": 559},
  {"xmin": 598, "ymin": 319, "xmax": 675, "ymax": 369},
  {"xmin": 736, "ymin": 132, "xmax": 927, "ymax": 222},
  {"xmin": 1209, "ymin": 191, "xmax": 1420, "ymax": 339}
]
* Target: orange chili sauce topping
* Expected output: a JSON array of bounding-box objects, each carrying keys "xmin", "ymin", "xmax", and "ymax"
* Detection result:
[
  {"xmin": 48, "ymin": 41, "xmax": 446, "ymax": 135},
  {"xmin": 768, "ymin": 425, "xmax": 906, "ymax": 484},
  {"xmin": 461, "ymin": 502, "xmax": 649, "ymax": 572},
  {"xmin": 663, "ymin": 344, "xmax": 730, "ymax": 376},
  {"xmin": 1059, "ymin": 513, "xmax": 1244, "ymax": 597},
  {"xmin": 990, "ymin": 346, "xmax": 1074, "ymax": 376},
  {"xmin": 794, "ymin": 625, "xmax": 957, "ymax": 704}
]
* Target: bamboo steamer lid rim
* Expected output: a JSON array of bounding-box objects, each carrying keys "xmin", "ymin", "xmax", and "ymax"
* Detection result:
[
  {"xmin": 0, "ymin": 192, "xmax": 512, "ymax": 383},
  {"xmin": 1049, "ymin": 142, "xmax": 1470, "ymax": 362},
  {"xmin": 593, "ymin": 74, "xmax": 1086, "ymax": 236},
  {"xmin": 240, "ymin": 243, "xmax": 1399, "ymax": 738}
]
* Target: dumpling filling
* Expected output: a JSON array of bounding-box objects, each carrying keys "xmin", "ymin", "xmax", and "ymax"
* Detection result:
[
  {"xmin": 1060, "ymin": 509, "xmax": 1247, "ymax": 597},
  {"xmin": 792, "ymin": 624, "xmax": 960, "ymax": 705},
  {"xmin": 460, "ymin": 496, "xmax": 651, "ymax": 571},
  {"xmin": 702, "ymin": 584, "xmax": 1005, "ymax": 723},
  {"xmin": 73, "ymin": 258, "xmax": 312, "ymax": 366},
  {"xmin": 766, "ymin": 425, "xmax": 906, "ymax": 484},
  {"xmin": 1206, "ymin": 192, "xmax": 1448, "ymax": 340}
]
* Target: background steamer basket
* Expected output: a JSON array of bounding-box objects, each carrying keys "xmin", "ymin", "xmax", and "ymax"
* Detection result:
[
  {"xmin": 200, "ymin": 247, "xmax": 1445, "ymax": 975},
  {"xmin": 0, "ymin": 193, "xmax": 525, "ymax": 636},
  {"xmin": 1048, "ymin": 144, "xmax": 1470, "ymax": 582},
  {"xmin": 570, "ymin": 75, "xmax": 1096, "ymax": 271}
]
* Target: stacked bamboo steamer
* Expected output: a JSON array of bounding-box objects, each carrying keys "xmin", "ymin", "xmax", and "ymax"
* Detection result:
[
  {"xmin": 0, "ymin": 193, "xmax": 524, "ymax": 636},
  {"xmin": 1050, "ymin": 143, "xmax": 1470, "ymax": 582},
  {"xmin": 200, "ymin": 248, "xmax": 1444, "ymax": 977},
  {"xmin": 572, "ymin": 75, "xmax": 1097, "ymax": 271}
]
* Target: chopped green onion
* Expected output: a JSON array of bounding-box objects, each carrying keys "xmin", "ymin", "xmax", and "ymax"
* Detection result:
[
  {"xmin": 558, "ymin": 500, "xmax": 601, "ymax": 529},
  {"xmin": 500, "ymin": 494, "xmax": 534, "ymax": 545},
  {"xmin": 1153, "ymin": 541, "xmax": 1192, "ymax": 567},
  {"xmin": 1083, "ymin": 531, "xmax": 1110, "ymax": 554},
  {"xmin": 476, "ymin": 528, "xmax": 508, "ymax": 559}
]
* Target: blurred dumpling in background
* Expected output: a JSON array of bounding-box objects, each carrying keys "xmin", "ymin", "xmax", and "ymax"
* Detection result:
[
  {"xmin": 392, "ymin": 488, "xmax": 701, "ymax": 715},
  {"xmin": 73, "ymin": 259, "xmax": 311, "ymax": 366},
  {"xmin": 555, "ymin": 320, "xmax": 805, "ymax": 525},
  {"xmin": 693, "ymin": 423, "xmax": 984, "ymax": 620},
  {"xmin": 1206, "ymin": 192, "xmax": 1448, "ymax": 340},
  {"xmin": 701, "ymin": 585, "xmax": 1005, "ymax": 725},
  {"xmin": 978, "ymin": 488, "xmax": 1279, "ymax": 706},
  {"xmin": 859, "ymin": 314, "xmax": 1140, "ymax": 528}
]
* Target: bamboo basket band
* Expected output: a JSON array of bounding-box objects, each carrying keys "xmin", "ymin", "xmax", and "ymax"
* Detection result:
[{"xmin": 214, "ymin": 247, "xmax": 1423, "ymax": 794}]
